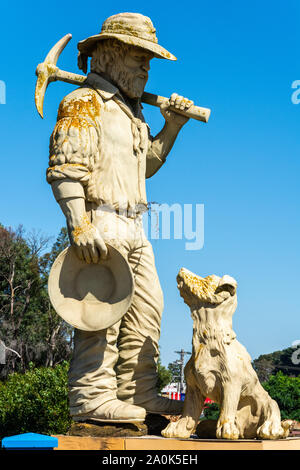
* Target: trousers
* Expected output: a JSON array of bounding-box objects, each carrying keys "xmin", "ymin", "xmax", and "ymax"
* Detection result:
[{"xmin": 68, "ymin": 208, "xmax": 165, "ymax": 415}]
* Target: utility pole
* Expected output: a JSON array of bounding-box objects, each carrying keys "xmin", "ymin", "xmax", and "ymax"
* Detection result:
[{"xmin": 174, "ymin": 349, "xmax": 191, "ymax": 395}]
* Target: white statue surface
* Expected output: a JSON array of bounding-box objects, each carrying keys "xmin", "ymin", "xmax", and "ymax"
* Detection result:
[
  {"xmin": 45, "ymin": 12, "xmax": 195, "ymax": 424},
  {"xmin": 36, "ymin": 12, "xmax": 290, "ymax": 439},
  {"xmin": 162, "ymin": 268, "xmax": 293, "ymax": 439}
]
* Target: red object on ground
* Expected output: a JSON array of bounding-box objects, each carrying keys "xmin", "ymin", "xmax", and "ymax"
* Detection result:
[
  {"xmin": 203, "ymin": 397, "xmax": 214, "ymax": 408},
  {"xmin": 170, "ymin": 392, "xmax": 181, "ymax": 400},
  {"xmin": 166, "ymin": 393, "xmax": 215, "ymax": 404}
]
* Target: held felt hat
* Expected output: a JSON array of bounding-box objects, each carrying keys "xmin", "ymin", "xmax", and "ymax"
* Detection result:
[
  {"xmin": 48, "ymin": 245, "xmax": 134, "ymax": 331},
  {"xmin": 77, "ymin": 12, "xmax": 177, "ymax": 61}
]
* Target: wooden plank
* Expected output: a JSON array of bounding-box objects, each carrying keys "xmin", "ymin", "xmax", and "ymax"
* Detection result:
[
  {"xmin": 52, "ymin": 435, "xmax": 300, "ymax": 451},
  {"xmin": 262, "ymin": 438, "xmax": 300, "ymax": 451},
  {"xmin": 52, "ymin": 435, "xmax": 125, "ymax": 450},
  {"xmin": 124, "ymin": 437, "xmax": 263, "ymax": 451}
]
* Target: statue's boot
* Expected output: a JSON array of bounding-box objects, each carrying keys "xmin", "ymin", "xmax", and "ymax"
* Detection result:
[
  {"xmin": 72, "ymin": 399, "xmax": 145, "ymax": 423},
  {"xmin": 116, "ymin": 332, "xmax": 183, "ymax": 415},
  {"xmin": 69, "ymin": 325, "xmax": 146, "ymax": 423}
]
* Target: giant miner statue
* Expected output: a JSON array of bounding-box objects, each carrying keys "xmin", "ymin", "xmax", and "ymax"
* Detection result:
[{"xmin": 47, "ymin": 12, "xmax": 194, "ymax": 423}]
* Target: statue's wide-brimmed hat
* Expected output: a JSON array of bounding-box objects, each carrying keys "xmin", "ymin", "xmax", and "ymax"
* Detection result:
[
  {"xmin": 78, "ymin": 12, "xmax": 177, "ymax": 61},
  {"xmin": 48, "ymin": 245, "xmax": 134, "ymax": 331}
]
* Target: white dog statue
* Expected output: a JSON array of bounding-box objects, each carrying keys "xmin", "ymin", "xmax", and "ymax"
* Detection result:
[{"xmin": 162, "ymin": 268, "xmax": 292, "ymax": 440}]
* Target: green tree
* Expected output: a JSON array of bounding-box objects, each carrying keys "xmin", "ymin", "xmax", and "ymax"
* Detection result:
[
  {"xmin": 156, "ymin": 357, "xmax": 172, "ymax": 392},
  {"xmin": 0, "ymin": 225, "xmax": 73, "ymax": 377},
  {"xmin": 0, "ymin": 362, "xmax": 71, "ymax": 438},
  {"xmin": 40, "ymin": 227, "xmax": 69, "ymax": 273},
  {"xmin": 273, "ymin": 348, "xmax": 300, "ymax": 376},
  {"xmin": 262, "ymin": 371, "xmax": 300, "ymax": 420},
  {"xmin": 168, "ymin": 361, "xmax": 181, "ymax": 383},
  {"xmin": 203, "ymin": 402, "xmax": 220, "ymax": 420},
  {"xmin": 253, "ymin": 348, "xmax": 300, "ymax": 382},
  {"xmin": 0, "ymin": 225, "xmax": 49, "ymax": 376},
  {"xmin": 39, "ymin": 227, "xmax": 73, "ymax": 367}
]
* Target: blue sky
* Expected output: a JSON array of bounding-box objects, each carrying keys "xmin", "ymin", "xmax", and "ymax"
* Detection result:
[{"xmin": 1, "ymin": 0, "xmax": 299, "ymax": 368}]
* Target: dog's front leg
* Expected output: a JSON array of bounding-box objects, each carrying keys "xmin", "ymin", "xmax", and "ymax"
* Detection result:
[
  {"xmin": 216, "ymin": 382, "xmax": 241, "ymax": 439},
  {"xmin": 161, "ymin": 384, "xmax": 205, "ymax": 439}
]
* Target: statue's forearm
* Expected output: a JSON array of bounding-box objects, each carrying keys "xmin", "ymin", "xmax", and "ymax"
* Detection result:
[
  {"xmin": 52, "ymin": 190, "xmax": 107, "ymax": 261},
  {"xmin": 151, "ymin": 121, "xmax": 184, "ymax": 162},
  {"xmin": 57, "ymin": 196, "xmax": 88, "ymax": 232},
  {"xmin": 50, "ymin": 180, "xmax": 88, "ymax": 230}
]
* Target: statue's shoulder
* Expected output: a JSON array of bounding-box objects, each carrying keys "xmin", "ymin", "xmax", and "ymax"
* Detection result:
[{"xmin": 57, "ymin": 86, "xmax": 102, "ymax": 120}]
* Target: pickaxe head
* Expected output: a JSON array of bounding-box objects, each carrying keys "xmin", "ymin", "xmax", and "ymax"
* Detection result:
[{"xmin": 35, "ymin": 33, "xmax": 72, "ymax": 118}]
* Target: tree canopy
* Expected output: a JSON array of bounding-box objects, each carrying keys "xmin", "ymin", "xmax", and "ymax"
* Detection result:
[
  {"xmin": 252, "ymin": 347, "xmax": 300, "ymax": 383},
  {"xmin": 0, "ymin": 224, "xmax": 72, "ymax": 378}
]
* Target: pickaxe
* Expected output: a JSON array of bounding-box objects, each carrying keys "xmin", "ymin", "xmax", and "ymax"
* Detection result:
[{"xmin": 35, "ymin": 34, "xmax": 211, "ymax": 122}]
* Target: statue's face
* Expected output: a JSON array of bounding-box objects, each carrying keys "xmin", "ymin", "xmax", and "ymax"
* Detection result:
[
  {"xmin": 120, "ymin": 46, "xmax": 153, "ymax": 99},
  {"xmin": 91, "ymin": 41, "xmax": 154, "ymax": 99}
]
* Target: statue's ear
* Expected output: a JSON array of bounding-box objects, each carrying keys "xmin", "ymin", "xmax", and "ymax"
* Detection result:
[
  {"xmin": 78, "ymin": 52, "xmax": 88, "ymax": 74},
  {"xmin": 215, "ymin": 275, "xmax": 237, "ymax": 296}
]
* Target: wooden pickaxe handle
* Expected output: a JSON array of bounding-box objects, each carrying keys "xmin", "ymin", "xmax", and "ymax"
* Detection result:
[
  {"xmin": 142, "ymin": 91, "xmax": 210, "ymax": 123},
  {"xmin": 35, "ymin": 33, "xmax": 211, "ymax": 122},
  {"xmin": 53, "ymin": 68, "xmax": 210, "ymax": 122}
]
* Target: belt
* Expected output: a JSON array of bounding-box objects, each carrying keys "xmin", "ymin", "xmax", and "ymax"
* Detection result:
[{"xmin": 95, "ymin": 203, "xmax": 148, "ymax": 219}]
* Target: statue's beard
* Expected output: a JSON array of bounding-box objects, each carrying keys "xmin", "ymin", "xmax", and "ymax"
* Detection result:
[{"xmin": 109, "ymin": 65, "xmax": 147, "ymax": 99}]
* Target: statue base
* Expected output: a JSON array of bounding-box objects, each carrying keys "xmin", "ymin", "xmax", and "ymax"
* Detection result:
[
  {"xmin": 69, "ymin": 421, "xmax": 148, "ymax": 438},
  {"xmin": 68, "ymin": 414, "xmax": 170, "ymax": 438},
  {"xmin": 52, "ymin": 435, "xmax": 300, "ymax": 451}
]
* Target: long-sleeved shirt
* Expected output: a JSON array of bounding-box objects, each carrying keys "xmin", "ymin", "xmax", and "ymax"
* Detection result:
[{"xmin": 47, "ymin": 73, "xmax": 165, "ymax": 215}]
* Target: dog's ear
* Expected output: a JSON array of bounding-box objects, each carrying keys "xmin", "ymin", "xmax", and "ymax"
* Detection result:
[{"xmin": 215, "ymin": 275, "xmax": 237, "ymax": 296}]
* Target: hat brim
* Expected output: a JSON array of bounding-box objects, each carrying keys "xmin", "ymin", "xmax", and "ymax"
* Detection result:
[
  {"xmin": 48, "ymin": 245, "xmax": 134, "ymax": 331},
  {"xmin": 78, "ymin": 33, "xmax": 177, "ymax": 61}
]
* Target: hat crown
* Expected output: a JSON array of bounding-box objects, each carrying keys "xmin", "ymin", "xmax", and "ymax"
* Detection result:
[
  {"xmin": 101, "ymin": 12, "xmax": 158, "ymax": 44},
  {"xmin": 77, "ymin": 12, "xmax": 176, "ymax": 62}
]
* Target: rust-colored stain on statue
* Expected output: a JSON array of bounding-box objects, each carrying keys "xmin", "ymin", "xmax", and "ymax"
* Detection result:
[{"xmin": 58, "ymin": 92, "xmax": 101, "ymax": 122}]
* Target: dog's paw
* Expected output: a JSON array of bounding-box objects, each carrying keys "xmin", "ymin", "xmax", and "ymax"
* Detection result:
[
  {"xmin": 161, "ymin": 419, "xmax": 192, "ymax": 439},
  {"xmin": 281, "ymin": 420, "xmax": 294, "ymax": 438},
  {"xmin": 216, "ymin": 420, "xmax": 239, "ymax": 440},
  {"xmin": 257, "ymin": 420, "xmax": 285, "ymax": 440}
]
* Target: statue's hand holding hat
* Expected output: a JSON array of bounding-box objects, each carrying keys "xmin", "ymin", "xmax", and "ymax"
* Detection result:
[{"xmin": 48, "ymin": 244, "xmax": 134, "ymax": 331}]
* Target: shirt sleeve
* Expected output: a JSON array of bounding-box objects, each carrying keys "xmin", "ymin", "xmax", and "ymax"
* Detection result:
[{"xmin": 46, "ymin": 89, "xmax": 100, "ymax": 201}]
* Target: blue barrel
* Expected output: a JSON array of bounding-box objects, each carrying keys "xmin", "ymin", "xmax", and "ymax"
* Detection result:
[{"xmin": 1, "ymin": 433, "xmax": 58, "ymax": 450}]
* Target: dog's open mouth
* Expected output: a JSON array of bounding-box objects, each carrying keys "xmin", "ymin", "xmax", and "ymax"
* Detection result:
[{"xmin": 177, "ymin": 268, "xmax": 220, "ymax": 303}]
